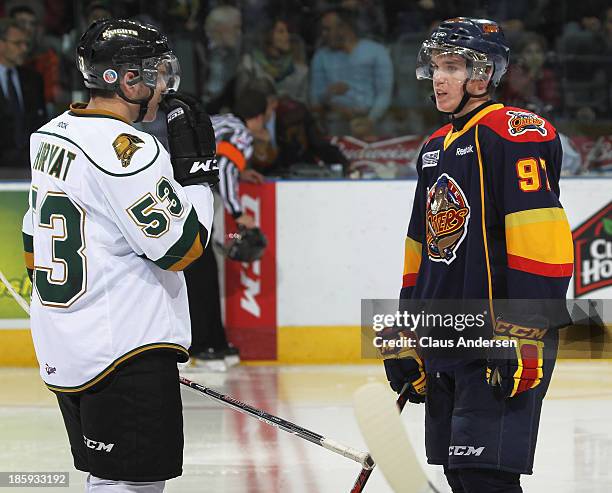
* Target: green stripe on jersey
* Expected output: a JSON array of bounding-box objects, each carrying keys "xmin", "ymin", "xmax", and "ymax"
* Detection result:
[
  {"xmin": 23, "ymin": 232, "xmax": 33, "ymax": 253},
  {"xmin": 153, "ymin": 207, "xmax": 201, "ymax": 270}
]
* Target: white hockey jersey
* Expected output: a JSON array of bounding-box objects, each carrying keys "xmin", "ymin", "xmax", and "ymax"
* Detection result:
[{"xmin": 22, "ymin": 104, "xmax": 214, "ymax": 392}]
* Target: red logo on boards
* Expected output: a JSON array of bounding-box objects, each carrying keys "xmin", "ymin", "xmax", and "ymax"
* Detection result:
[{"xmin": 572, "ymin": 201, "xmax": 612, "ymax": 297}]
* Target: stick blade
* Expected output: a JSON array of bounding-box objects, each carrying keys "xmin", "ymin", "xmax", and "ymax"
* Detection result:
[{"xmin": 353, "ymin": 383, "xmax": 429, "ymax": 493}]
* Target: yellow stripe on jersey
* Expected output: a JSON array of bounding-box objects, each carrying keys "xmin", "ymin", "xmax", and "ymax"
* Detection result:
[
  {"xmin": 402, "ymin": 236, "xmax": 422, "ymax": 288},
  {"xmin": 403, "ymin": 236, "xmax": 422, "ymax": 275},
  {"xmin": 24, "ymin": 252, "xmax": 34, "ymax": 270},
  {"xmin": 167, "ymin": 232, "xmax": 204, "ymax": 271},
  {"xmin": 505, "ymin": 208, "xmax": 574, "ymax": 265},
  {"xmin": 443, "ymin": 104, "xmax": 504, "ymax": 150}
]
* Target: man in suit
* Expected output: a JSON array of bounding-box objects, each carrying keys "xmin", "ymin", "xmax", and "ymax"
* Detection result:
[{"xmin": 0, "ymin": 18, "xmax": 46, "ymax": 173}]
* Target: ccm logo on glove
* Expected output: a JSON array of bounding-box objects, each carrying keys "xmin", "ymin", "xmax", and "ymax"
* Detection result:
[{"xmin": 190, "ymin": 159, "xmax": 218, "ymax": 174}]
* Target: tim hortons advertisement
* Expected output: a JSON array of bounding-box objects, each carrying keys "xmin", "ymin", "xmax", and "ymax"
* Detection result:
[
  {"xmin": 572, "ymin": 201, "xmax": 612, "ymax": 297},
  {"xmin": 224, "ymin": 182, "xmax": 277, "ymax": 359}
]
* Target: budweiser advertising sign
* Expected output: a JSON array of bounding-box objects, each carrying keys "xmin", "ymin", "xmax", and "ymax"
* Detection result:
[
  {"xmin": 572, "ymin": 201, "xmax": 612, "ymax": 297},
  {"xmin": 224, "ymin": 183, "xmax": 277, "ymax": 359},
  {"xmin": 331, "ymin": 135, "xmax": 424, "ymax": 177}
]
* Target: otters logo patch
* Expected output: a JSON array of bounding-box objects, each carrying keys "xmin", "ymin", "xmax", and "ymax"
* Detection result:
[
  {"xmin": 507, "ymin": 111, "xmax": 547, "ymax": 137},
  {"xmin": 112, "ymin": 133, "xmax": 144, "ymax": 168},
  {"xmin": 426, "ymin": 174, "xmax": 470, "ymax": 263}
]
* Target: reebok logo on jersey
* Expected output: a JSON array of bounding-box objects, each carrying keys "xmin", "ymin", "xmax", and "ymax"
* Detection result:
[
  {"xmin": 83, "ymin": 435, "xmax": 114, "ymax": 453},
  {"xmin": 112, "ymin": 133, "xmax": 144, "ymax": 168},
  {"xmin": 422, "ymin": 150, "xmax": 440, "ymax": 168},
  {"xmin": 449, "ymin": 445, "xmax": 485, "ymax": 457},
  {"xmin": 190, "ymin": 158, "xmax": 218, "ymax": 174},
  {"xmin": 456, "ymin": 145, "xmax": 473, "ymax": 156},
  {"xmin": 45, "ymin": 363, "xmax": 56, "ymax": 375}
]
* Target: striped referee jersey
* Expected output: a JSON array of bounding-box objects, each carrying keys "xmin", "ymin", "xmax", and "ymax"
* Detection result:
[{"xmin": 211, "ymin": 113, "xmax": 253, "ymax": 218}]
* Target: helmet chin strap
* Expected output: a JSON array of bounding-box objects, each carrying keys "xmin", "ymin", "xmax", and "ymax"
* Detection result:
[
  {"xmin": 451, "ymin": 80, "xmax": 489, "ymax": 116},
  {"xmin": 431, "ymin": 80, "xmax": 490, "ymax": 117},
  {"xmin": 117, "ymin": 86, "xmax": 154, "ymax": 123}
]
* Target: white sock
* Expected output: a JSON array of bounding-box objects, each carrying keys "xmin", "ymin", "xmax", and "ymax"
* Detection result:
[{"xmin": 86, "ymin": 474, "xmax": 165, "ymax": 493}]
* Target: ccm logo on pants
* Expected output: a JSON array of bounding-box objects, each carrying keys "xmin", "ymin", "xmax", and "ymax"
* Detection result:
[
  {"xmin": 449, "ymin": 445, "xmax": 485, "ymax": 456},
  {"xmin": 83, "ymin": 435, "xmax": 115, "ymax": 453}
]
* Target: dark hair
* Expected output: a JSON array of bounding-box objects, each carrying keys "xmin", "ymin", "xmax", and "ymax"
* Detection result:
[
  {"xmin": 262, "ymin": 16, "xmax": 292, "ymax": 49},
  {"xmin": 8, "ymin": 5, "xmax": 37, "ymax": 19},
  {"xmin": 234, "ymin": 88, "xmax": 268, "ymax": 120},
  {"xmin": 0, "ymin": 18, "xmax": 24, "ymax": 39},
  {"xmin": 320, "ymin": 7, "xmax": 357, "ymax": 33},
  {"xmin": 89, "ymin": 88, "xmax": 115, "ymax": 99}
]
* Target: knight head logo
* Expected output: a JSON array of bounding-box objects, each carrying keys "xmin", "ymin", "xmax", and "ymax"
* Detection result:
[
  {"xmin": 507, "ymin": 111, "xmax": 547, "ymax": 137},
  {"xmin": 426, "ymin": 174, "xmax": 470, "ymax": 263},
  {"xmin": 112, "ymin": 133, "xmax": 144, "ymax": 168}
]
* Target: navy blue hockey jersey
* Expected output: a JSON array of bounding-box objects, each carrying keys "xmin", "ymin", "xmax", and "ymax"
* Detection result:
[{"xmin": 401, "ymin": 103, "xmax": 573, "ymax": 306}]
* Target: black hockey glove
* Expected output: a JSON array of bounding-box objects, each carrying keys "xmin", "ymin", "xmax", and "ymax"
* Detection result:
[
  {"xmin": 219, "ymin": 225, "xmax": 268, "ymax": 262},
  {"xmin": 486, "ymin": 317, "xmax": 548, "ymax": 399},
  {"xmin": 380, "ymin": 327, "xmax": 426, "ymax": 404},
  {"xmin": 161, "ymin": 92, "xmax": 219, "ymax": 186}
]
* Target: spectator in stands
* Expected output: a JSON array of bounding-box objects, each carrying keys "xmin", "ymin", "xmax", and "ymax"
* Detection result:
[
  {"xmin": 0, "ymin": 18, "xmax": 46, "ymax": 172},
  {"xmin": 196, "ymin": 5, "xmax": 242, "ymax": 109},
  {"xmin": 8, "ymin": 2, "xmax": 61, "ymax": 115},
  {"xmin": 340, "ymin": 0, "xmax": 387, "ymax": 40},
  {"xmin": 605, "ymin": 7, "xmax": 612, "ymax": 112},
  {"xmin": 393, "ymin": 0, "xmax": 457, "ymax": 39},
  {"xmin": 237, "ymin": 17, "xmax": 309, "ymax": 102},
  {"xmin": 557, "ymin": 3, "xmax": 608, "ymax": 117},
  {"xmin": 244, "ymin": 78, "xmax": 349, "ymax": 175},
  {"xmin": 310, "ymin": 8, "xmax": 393, "ymax": 136},
  {"xmin": 499, "ymin": 32, "xmax": 561, "ymax": 114},
  {"xmin": 59, "ymin": 2, "xmax": 113, "ymax": 105}
]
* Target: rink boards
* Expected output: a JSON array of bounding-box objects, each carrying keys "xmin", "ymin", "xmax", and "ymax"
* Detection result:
[{"xmin": 1, "ymin": 179, "xmax": 611, "ymax": 365}]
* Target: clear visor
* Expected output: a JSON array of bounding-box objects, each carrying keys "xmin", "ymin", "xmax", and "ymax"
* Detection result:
[
  {"xmin": 416, "ymin": 40, "xmax": 491, "ymax": 82},
  {"xmin": 141, "ymin": 53, "xmax": 181, "ymax": 94}
]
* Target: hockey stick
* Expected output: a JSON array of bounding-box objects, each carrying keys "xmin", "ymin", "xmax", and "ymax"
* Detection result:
[
  {"xmin": 0, "ymin": 270, "xmax": 30, "ymax": 315},
  {"xmin": 180, "ymin": 375, "xmax": 375, "ymax": 469},
  {"xmin": 353, "ymin": 383, "xmax": 432, "ymax": 493},
  {"xmin": 0, "ymin": 273, "xmax": 375, "ymax": 470},
  {"xmin": 349, "ymin": 383, "xmax": 411, "ymax": 493}
]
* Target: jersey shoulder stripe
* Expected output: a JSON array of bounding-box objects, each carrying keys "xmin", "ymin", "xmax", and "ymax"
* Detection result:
[
  {"xmin": 34, "ymin": 129, "xmax": 161, "ymax": 177},
  {"xmin": 427, "ymin": 123, "xmax": 452, "ymax": 143},
  {"xmin": 478, "ymin": 105, "xmax": 557, "ymax": 143},
  {"xmin": 151, "ymin": 206, "xmax": 204, "ymax": 271},
  {"xmin": 36, "ymin": 109, "xmax": 162, "ymax": 177}
]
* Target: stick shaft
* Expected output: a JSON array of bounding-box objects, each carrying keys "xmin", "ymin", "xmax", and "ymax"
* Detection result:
[
  {"xmin": 0, "ymin": 270, "xmax": 30, "ymax": 315},
  {"xmin": 350, "ymin": 384, "xmax": 410, "ymax": 493},
  {"xmin": 2, "ymin": 274, "xmax": 377, "ymax": 471},
  {"xmin": 179, "ymin": 376, "xmax": 373, "ymax": 469}
]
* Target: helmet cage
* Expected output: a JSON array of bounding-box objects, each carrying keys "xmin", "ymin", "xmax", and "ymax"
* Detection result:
[
  {"xmin": 416, "ymin": 40, "xmax": 493, "ymax": 84},
  {"xmin": 136, "ymin": 53, "xmax": 181, "ymax": 94}
]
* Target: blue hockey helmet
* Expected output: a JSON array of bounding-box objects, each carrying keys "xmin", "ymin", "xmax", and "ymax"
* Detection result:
[{"xmin": 416, "ymin": 17, "xmax": 510, "ymax": 87}]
